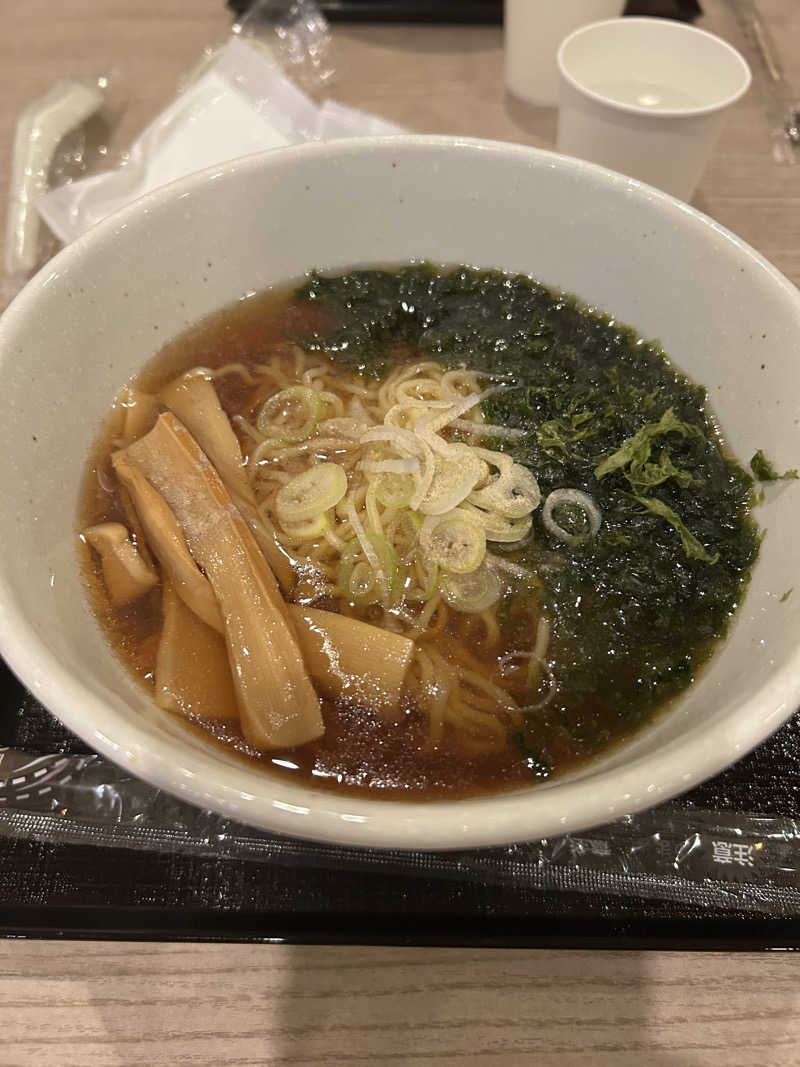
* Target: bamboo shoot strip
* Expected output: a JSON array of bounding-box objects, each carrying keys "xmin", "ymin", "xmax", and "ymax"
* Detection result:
[
  {"xmin": 82, "ymin": 523, "xmax": 158, "ymax": 606},
  {"xmin": 112, "ymin": 452, "xmax": 224, "ymax": 634},
  {"xmin": 289, "ymin": 605, "xmax": 414, "ymax": 713},
  {"xmin": 155, "ymin": 578, "xmax": 239, "ymax": 724},
  {"xmin": 117, "ymin": 413, "xmax": 323, "ymax": 749},
  {"xmin": 160, "ymin": 374, "xmax": 253, "ymax": 503},
  {"xmin": 117, "ymin": 443, "xmax": 412, "ymax": 712},
  {"xmin": 117, "ymin": 482, "xmax": 155, "ymax": 570},
  {"xmin": 121, "ymin": 389, "xmax": 159, "ymax": 444},
  {"xmin": 160, "ymin": 373, "xmax": 295, "ymax": 593}
]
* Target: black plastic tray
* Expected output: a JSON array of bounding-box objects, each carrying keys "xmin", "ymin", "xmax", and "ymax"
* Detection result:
[
  {"xmin": 227, "ymin": 1, "xmax": 701, "ymax": 25},
  {"xmin": 1, "ymin": 657, "xmax": 799, "ymax": 948},
  {"xmin": 227, "ymin": 1, "xmax": 503, "ymax": 21}
]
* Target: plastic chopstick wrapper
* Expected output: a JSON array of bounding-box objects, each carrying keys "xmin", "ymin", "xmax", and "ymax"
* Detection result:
[
  {"xmin": 1, "ymin": 730, "xmax": 800, "ymax": 917},
  {"xmin": 3, "ymin": 80, "xmax": 105, "ymax": 276},
  {"xmin": 37, "ymin": 9, "xmax": 403, "ymax": 245},
  {"xmin": 2, "ymin": 0, "xmax": 402, "ymax": 298}
]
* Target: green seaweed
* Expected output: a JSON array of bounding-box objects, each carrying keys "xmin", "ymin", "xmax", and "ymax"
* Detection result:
[
  {"xmin": 294, "ymin": 265, "xmax": 761, "ymax": 768},
  {"xmin": 631, "ymin": 495, "xmax": 719, "ymax": 564},
  {"xmin": 750, "ymin": 449, "xmax": 798, "ymax": 482}
]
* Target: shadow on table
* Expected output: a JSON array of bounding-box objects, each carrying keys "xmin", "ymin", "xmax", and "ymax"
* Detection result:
[
  {"xmin": 504, "ymin": 91, "xmax": 558, "ymax": 147},
  {"xmin": 230, "ymin": 945, "xmax": 692, "ymax": 1066}
]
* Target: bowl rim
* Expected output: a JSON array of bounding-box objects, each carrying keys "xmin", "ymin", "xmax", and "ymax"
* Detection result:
[{"xmin": 1, "ymin": 133, "xmax": 798, "ymax": 851}]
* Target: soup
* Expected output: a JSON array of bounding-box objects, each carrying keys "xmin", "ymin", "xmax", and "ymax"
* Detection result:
[{"xmin": 80, "ymin": 265, "xmax": 760, "ymax": 797}]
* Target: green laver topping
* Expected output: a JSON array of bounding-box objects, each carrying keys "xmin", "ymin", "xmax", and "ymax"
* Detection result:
[
  {"xmin": 537, "ymin": 408, "xmax": 596, "ymax": 458},
  {"xmin": 594, "ymin": 409, "xmax": 711, "ymax": 560},
  {"xmin": 594, "ymin": 408, "xmax": 701, "ymax": 487},
  {"xmin": 750, "ymin": 449, "xmax": 798, "ymax": 482},
  {"xmin": 632, "ymin": 495, "xmax": 719, "ymax": 565}
]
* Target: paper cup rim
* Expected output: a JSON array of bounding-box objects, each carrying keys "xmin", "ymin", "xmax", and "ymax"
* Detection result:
[{"xmin": 557, "ymin": 17, "xmax": 752, "ymax": 120}]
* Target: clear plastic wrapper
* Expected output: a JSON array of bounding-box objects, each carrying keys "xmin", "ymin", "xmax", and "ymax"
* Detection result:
[
  {"xmin": 37, "ymin": 37, "xmax": 322, "ymax": 245},
  {"xmin": 2, "ymin": 0, "xmax": 400, "ymax": 303},
  {"xmin": 234, "ymin": 0, "xmax": 336, "ymax": 92},
  {"xmin": 37, "ymin": 0, "xmax": 400, "ymax": 246},
  {"xmin": 4, "ymin": 79, "xmax": 105, "ymax": 276},
  {"xmin": 1, "ymin": 740, "xmax": 799, "ymax": 916},
  {"xmin": 0, "ymin": 74, "xmax": 119, "ymax": 309}
]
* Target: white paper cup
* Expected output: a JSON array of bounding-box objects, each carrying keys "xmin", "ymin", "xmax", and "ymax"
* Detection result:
[
  {"xmin": 505, "ymin": 0, "xmax": 625, "ymax": 107},
  {"xmin": 556, "ymin": 17, "xmax": 751, "ymax": 201}
]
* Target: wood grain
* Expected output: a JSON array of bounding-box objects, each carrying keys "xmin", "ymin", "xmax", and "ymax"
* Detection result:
[
  {"xmin": 0, "ymin": 942, "xmax": 798, "ymax": 1066},
  {"xmin": 1, "ymin": 1, "xmax": 800, "ymax": 1063}
]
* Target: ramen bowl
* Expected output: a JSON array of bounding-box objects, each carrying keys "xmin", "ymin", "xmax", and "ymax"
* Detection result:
[{"xmin": 0, "ymin": 136, "xmax": 798, "ymax": 849}]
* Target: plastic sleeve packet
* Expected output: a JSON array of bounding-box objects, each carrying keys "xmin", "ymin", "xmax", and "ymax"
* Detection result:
[
  {"xmin": 3, "ymin": 0, "xmax": 400, "ymax": 299},
  {"xmin": 37, "ymin": 33, "xmax": 402, "ymax": 247},
  {"xmin": 4, "ymin": 80, "xmax": 105, "ymax": 277},
  {"xmin": 36, "ymin": 11, "xmax": 401, "ymax": 246},
  {"xmin": 238, "ymin": 0, "xmax": 335, "ymax": 93},
  {"xmin": 37, "ymin": 38, "xmax": 321, "ymax": 245},
  {"xmin": 1, "ymin": 744, "xmax": 799, "ymax": 917},
  {"xmin": 318, "ymin": 99, "xmax": 405, "ymax": 139}
]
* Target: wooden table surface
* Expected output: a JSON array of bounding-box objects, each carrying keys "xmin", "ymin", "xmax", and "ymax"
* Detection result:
[{"xmin": 1, "ymin": 1, "xmax": 800, "ymax": 1063}]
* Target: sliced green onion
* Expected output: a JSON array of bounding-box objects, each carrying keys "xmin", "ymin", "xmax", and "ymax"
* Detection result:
[
  {"xmin": 404, "ymin": 553, "xmax": 439, "ymax": 602},
  {"xmin": 349, "ymin": 560, "xmax": 378, "ymax": 601},
  {"xmin": 461, "ymin": 502, "xmax": 533, "ymax": 544},
  {"xmin": 275, "ymin": 462, "xmax": 348, "ymax": 524},
  {"xmin": 257, "ymin": 386, "xmax": 321, "ymax": 442},
  {"xmin": 373, "ymin": 470, "xmax": 416, "ymax": 509},
  {"xmin": 471, "ymin": 446, "xmax": 515, "ymax": 479},
  {"xmin": 440, "ymin": 565, "xmax": 502, "ymax": 613},
  {"xmin": 365, "ymin": 480, "xmax": 384, "ymax": 537},
  {"xmin": 278, "ymin": 511, "xmax": 329, "ymax": 541},
  {"xmin": 487, "ymin": 515, "xmax": 532, "ymax": 543},
  {"xmin": 469, "ymin": 464, "xmax": 541, "ymax": 518},
  {"xmin": 322, "ymin": 520, "xmax": 347, "ymax": 553},
  {"xmin": 542, "ymin": 488, "xmax": 601, "ymax": 546},
  {"xmin": 507, "ymin": 465, "xmax": 541, "ymax": 510},
  {"xmin": 418, "ymin": 444, "xmax": 484, "ymax": 516},
  {"xmin": 361, "ymin": 458, "xmax": 420, "ymax": 476},
  {"xmin": 336, "ymin": 535, "xmax": 398, "ymax": 606},
  {"xmin": 384, "ymin": 509, "xmax": 421, "ymax": 560},
  {"xmin": 420, "ymin": 510, "xmax": 486, "ymax": 574},
  {"xmin": 361, "ymin": 426, "xmax": 436, "ymax": 511},
  {"xmin": 338, "ymin": 541, "xmax": 380, "ymax": 604},
  {"xmin": 346, "ymin": 498, "xmax": 382, "ymax": 575},
  {"xmin": 372, "ymin": 532, "xmax": 399, "ymax": 602},
  {"xmin": 418, "ymin": 387, "xmax": 496, "ymax": 435}
]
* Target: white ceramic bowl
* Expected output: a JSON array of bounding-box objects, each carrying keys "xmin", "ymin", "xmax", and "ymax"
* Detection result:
[{"xmin": 0, "ymin": 137, "xmax": 798, "ymax": 850}]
